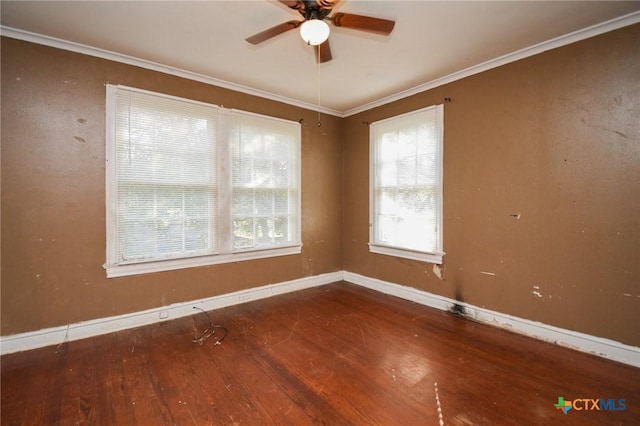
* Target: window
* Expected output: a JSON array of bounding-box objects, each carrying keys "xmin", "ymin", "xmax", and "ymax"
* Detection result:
[
  {"xmin": 105, "ymin": 85, "xmax": 301, "ymax": 277},
  {"xmin": 369, "ymin": 104, "xmax": 444, "ymax": 264}
]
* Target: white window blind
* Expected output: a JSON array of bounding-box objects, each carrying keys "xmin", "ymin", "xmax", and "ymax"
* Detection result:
[
  {"xmin": 231, "ymin": 111, "xmax": 300, "ymax": 251},
  {"xmin": 105, "ymin": 85, "xmax": 301, "ymax": 277},
  {"xmin": 369, "ymin": 104, "xmax": 444, "ymax": 264},
  {"xmin": 112, "ymin": 89, "xmax": 218, "ymax": 263}
]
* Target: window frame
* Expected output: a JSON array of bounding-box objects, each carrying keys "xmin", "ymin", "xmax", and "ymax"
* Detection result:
[
  {"xmin": 105, "ymin": 85, "xmax": 301, "ymax": 278},
  {"xmin": 369, "ymin": 104, "xmax": 445, "ymax": 265}
]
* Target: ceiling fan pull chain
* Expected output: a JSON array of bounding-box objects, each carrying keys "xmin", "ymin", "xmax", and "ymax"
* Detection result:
[{"xmin": 317, "ymin": 43, "xmax": 322, "ymax": 127}]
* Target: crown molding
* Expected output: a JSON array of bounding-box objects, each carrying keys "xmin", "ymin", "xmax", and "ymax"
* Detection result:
[
  {"xmin": 342, "ymin": 10, "xmax": 640, "ymax": 117},
  {"xmin": 2, "ymin": 10, "xmax": 639, "ymax": 118},
  {"xmin": 0, "ymin": 25, "xmax": 344, "ymax": 118}
]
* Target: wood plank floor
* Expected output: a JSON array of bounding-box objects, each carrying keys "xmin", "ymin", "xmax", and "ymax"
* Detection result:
[{"xmin": 2, "ymin": 282, "xmax": 639, "ymax": 425}]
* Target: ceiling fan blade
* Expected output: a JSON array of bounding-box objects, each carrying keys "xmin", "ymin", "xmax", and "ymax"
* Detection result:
[
  {"xmin": 331, "ymin": 12, "xmax": 395, "ymax": 35},
  {"xmin": 316, "ymin": 0, "xmax": 339, "ymax": 9},
  {"xmin": 314, "ymin": 40, "xmax": 332, "ymax": 63},
  {"xmin": 245, "ymin": 20, "xmax": 302, "ymax": 45},
  {"xmin": 278, "ymin": 0, "xmax": 305, "ymax": 11}
]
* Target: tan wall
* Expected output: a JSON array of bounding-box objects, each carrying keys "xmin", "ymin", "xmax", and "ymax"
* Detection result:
[
  {"xmin": 2, "ymin": 24, "xmax": 639, "ymax": 347},
  {"xmin": 343, "ymin": 24, "xmax": 640, "ymax": 347},
  {"xmin": 1, "ymin": 38, "xmax": 343, "ymax": 335}
]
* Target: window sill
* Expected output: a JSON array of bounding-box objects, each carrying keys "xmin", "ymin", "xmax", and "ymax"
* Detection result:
[
  {"xmin": 105, "ymin": 245, "xmax": 302, "ymax": 278},
  {"xmin": 369, "ymin": 244, "xmax": 443, "ymax": 265}
]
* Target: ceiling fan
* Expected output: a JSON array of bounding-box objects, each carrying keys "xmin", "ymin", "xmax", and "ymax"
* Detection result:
[{"xmin": 245, "ymin": 0, "xmax": 395, "ymax": 63}]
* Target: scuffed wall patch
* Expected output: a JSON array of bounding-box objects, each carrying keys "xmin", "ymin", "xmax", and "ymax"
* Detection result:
[
  {"xmin": 532, "ymin": 285, "xmax": 543, "ymax": 298},
  {"xmin": 433, "ymin": 264, "xmax": 445, "ymax": 280}
]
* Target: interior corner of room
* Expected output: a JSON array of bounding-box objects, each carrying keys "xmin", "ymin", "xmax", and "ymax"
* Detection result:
[{"xmin": 1, "ymin": 0, "xmax": 639, "ymax": 389}]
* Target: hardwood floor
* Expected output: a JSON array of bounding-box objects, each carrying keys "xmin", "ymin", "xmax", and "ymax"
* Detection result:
[{"xmin": 2, "ymin": 282, "xmax": 639, "ymax": 425}]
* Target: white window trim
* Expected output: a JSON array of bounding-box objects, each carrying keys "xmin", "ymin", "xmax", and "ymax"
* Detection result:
[
  {"xmin": 368, "ymin": 104, "xmax": 445, "ymax": 265},
  {"xmin": 105, "ymin": 246, "xmax": 302, "ymax": 278},
  {"xmin": 104, "ymin": 85, "xmax": 302, "ymax": 278}
]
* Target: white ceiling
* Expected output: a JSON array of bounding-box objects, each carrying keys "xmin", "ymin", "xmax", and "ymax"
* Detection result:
[{"xmin": 2, "ymin": 1, "xmax": 639, "ymax": 116}]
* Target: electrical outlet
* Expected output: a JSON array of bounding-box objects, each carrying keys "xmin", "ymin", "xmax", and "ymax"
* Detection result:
[{"xmin": 159, "ymin": 310, "xmax": 169, "ymax": 320}]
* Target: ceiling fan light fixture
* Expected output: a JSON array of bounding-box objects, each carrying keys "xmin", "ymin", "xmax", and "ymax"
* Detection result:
[{"xmin": 299, "ymin": 19, "xmax": 330, "ymax": 45}]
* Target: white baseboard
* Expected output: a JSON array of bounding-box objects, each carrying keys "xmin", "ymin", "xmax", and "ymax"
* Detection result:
[
  {"xmin": 0, "ymin": 271, "xmax": 342, "ymax": 355},
  {"xmin": 343, "ymin": 271, "xmax": 640, "ymax": 368},
  {"xmin": 2, "ymin": 270, "xmax": 638, "ymax": 368}
]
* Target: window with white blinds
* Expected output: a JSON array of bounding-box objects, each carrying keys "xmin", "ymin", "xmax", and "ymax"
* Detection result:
[
  {"xmin": 369, "ymin": 105, "xmax": 444, "ymax": 264},
  {"xmin": 230, "ymin": 111, "xmax": 300, "ymax": 251},
  {"xmin": 105, "ymin": 85, "xmax": 301, "ymax": 278}
]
